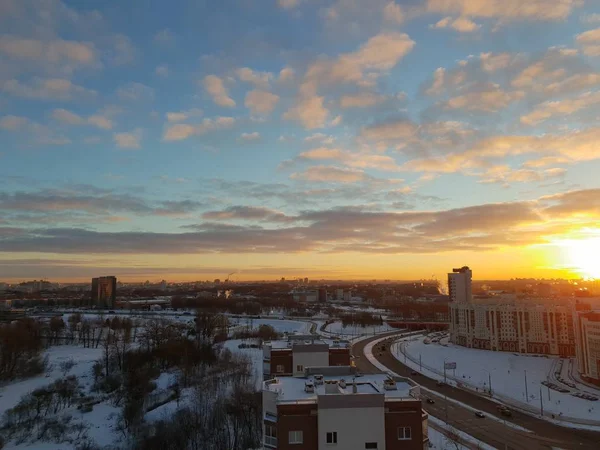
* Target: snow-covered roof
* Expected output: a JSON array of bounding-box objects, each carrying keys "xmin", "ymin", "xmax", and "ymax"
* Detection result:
[
  {"xmin": 267, "ymin": 338, "xmax": 350, "ymax": 350},
  {"xmin": 263, "ymin": 373, "xmax": 413, "ymax": 402}
]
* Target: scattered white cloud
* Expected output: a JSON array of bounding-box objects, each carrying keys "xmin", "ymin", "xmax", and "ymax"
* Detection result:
[
  {"xmin": 117, "ymin": 82, "xmax": 154, "ymax": 101},
  {"xmin": 426, "ymin": 0, "xmax": 581, "ymax": 21},
  {"xmin": 51, "ymin": 108, "xmax": 114, "ymax": 130},
  {"xmin": 163, "ymin": 117, "xmax": 235, "ymax": 141},
  {"xmin": 279, "ymin": 67, "xmax": 295, "ymax": 83},
  {"xmin": 304, "ymin": 133, "xmax": 335, "ymax": 145},
  {"xmin": 109, "ymin": 34, "xmax": 136, "ymax": 65},
  {"xmin": 244, "ymin": 90, "xmax": 280, "ymax": 116},
  {"xmin": 581, "ymin": 13, "xmax": 600, "ymax": 24},
  {"xmin": 154, "ymin": 28, "xmax": 175, "ymax": 45},
  {"xmin": 114, "ymin": 129, "xmax": 142, "ymax": 149},
  {"xmin": 330, "ymin": 115, "xmax": 343, "ymax": 127},
  {"xmin": 278, "ymin": 0, "xmax": 300, "ymax": 9},
  {"xmin": 236, "ymin": 67, "xmax": 273, "ymax": 88},
  {"xmin": 431, "ymin": 16, "xmax": 481, "ymax": 33},
  {"xmin": 0, "ymin": 115, "xmax": 29, "ymax": 131},
  {"xmin": 291, "ymin": 165, "xmax": 366, "ymax": 183},
  {"xmin": 203, "ymin": 75, "xmax": 236, "ymax": 107},
  {"xmin": 2, "ymin": 78, "xmax": 97, "ymax": 100},
  {"xmin": 155, "ymin": 65, "xmax": 169, "ymax": 77},
  {"xmin": 165, "ymin": 109, "xmax": 203, "ymax": 123},
  {"xmin": 240, "ymin": 132, "xmax": 261, "ymax": 142},
  {"xmin": 284, "ymin": 95, "xmax": 329, "ymax": 129},
  {"xmin": 444, "ymin": 83, "xmax": 524, "ymax": 112},
  {"xmin": 576, "ymin": 27, "xmax": 600, "ymax": 57},
  {"xmin": 383, "ymin": 2, "xmax": 404, "ymax": 24},
  {"xmin": 520, "ymin": 91, "xmax": 600, "ymax": 125},
  {"xmin": 340, "ymin": 92, "xmax": 387, "ymax": 108}
]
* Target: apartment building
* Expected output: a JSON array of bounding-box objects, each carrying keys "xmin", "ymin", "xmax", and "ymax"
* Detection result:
[
  {"xmin": 573, "ymin": 307, "xmax": 600, "ymax": 385},
  {"xmin": 263, "ymin": 369, "xmax": 427, "ymax": 450},
  {"xmin": 449, "ymin": 299, "xmax": 576, "ymax": 356},
  {"xmin": 263, "ymin": 336, "xmax": 351, "ymax": 379}
]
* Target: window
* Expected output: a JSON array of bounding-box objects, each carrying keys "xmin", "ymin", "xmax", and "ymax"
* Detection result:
[
  {"xmin": 398, "ymin": 426, "xmax": 412, "ymax": 440},
  {"xmin": 265, "ymin": 424, "xmax": 277, "ymax": 447},
  {"xmin": 365, "ymin": 443, "xmax": 378, "ymax": 449},
  {"xmin": 276, "ymin": 364, "xmax": 285, "ymax": 373},
  {"xmin": 326, "ymin": 431, "xmax": 338, "ymax": 444},
  {"xmin": 289, "ymin": 430, "xmax": 303, "ymax": 445},
  {"xmin": 296, "ymin": 364, "xmax": 304, "ymax": 372}
]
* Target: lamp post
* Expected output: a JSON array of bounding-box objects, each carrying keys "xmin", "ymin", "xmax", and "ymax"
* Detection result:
[
  {"xmin": 482, "ymin": 369, "xmax": 493, "ymax": 396},
  {"xmin": 524, "ymin": 370, "xmax": 529, "ymax": 402}
]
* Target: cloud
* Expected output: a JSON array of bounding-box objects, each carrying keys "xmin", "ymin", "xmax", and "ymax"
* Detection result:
[
  {"xmin": 383, "ymin": 2, "xmax": 404, "ymax": 24},
  {"xmin": 291, "ymin": 165, "xmax": 366, "ymax": 183},
  {"xmin": 431, "ymin": 16, "xmax": 481, "ymax": 33},
  {"xmin": 520, "ymin": 91, "xmax": 600, "ymax": 125},
  {"xmin": 155, "ymin": 65, "xmax": 169, "ymax": 77},
  {"xmin": 51, "ymin": 108, "xmax": 113, "ymax": 130},
  {"xmin": 117, "ymin": 82, "xmax": 154, "ymax": 101},
  {"xmin": 236, "ymin": 67, "xmax": 273, "ymax": 88},
  {"xmin": 0, "ymin": 115, "xmax": 30, "ymax": 131},
  {"xmin": 109, "ymin": 34, "xmax": 136, "ymax": 65},
  {"xmin": 2, "ymin": 77, "xmax": 97, "ymax": 100},
  {"xmin": 0, "ymin": 36, "xmax": 97, "ymax": 73},
  {"xmin": 154, "ymin": 28, "xmax": 175, "ymax": 45},
  {"xmin": 240, "ymin": 132, "xmax": 261, "ymax": 142},
  {"xmin": 279, "ymin": 67, "xmax": 295, "ymax": 83},
  {"xmin": 576, "ymin": 27, "xmax": 600, "ymax": 57},
  {"xmin": 284, "ymin": 95, "xmax": 329, "ymax": 129},
  {"xmin": 360, "ymin": 118, "xmax": 417, "ymax": 141},
  {"xmin": 300, "ymin": 32, "xmax": 415, "ymax": 94},
  {"xmin": 165, "ymin": 109, "xmax": 203, "ymax": 123},
  {"xmin": 202, "ymin": 206, "xmax": 289, "ymax": 222},
  {"xmin": 340, "ymin": 92, "xmax": 387, "ymax": 108},
  {"xmin": 113, "ymin": 129, "xmax": 142, "ymax": 149},
  {"xmin": 478, "ymin": 166, "xmax": 566, "ymax": 185},
  {"xmin": 304, "ymin": 133, "xmax": 335, "ymax": 145},
  {"xmin": 581, "ymin": 13, "xmax": 600, "ymax": 24},
  {"xmin": 163, "ymin": 116, "xmax": 235, "ymax": 141},
  {"xmin": 203, "ymin": 75, "xmax": 236, "ymax": 107},
  {"xmin": 244, "ymin": 89, "xmax": 280, "ymax": 115},
  {"xmin": 330, "ymin": 115, "xmax": 342, "ymax": 126},
  {"xmin": 0, "ymin": 114, "xmax": 71, "ymax": 144},
  {"xmin": 443, "ymin": 83, "xmax": 524, "ymax": 112},
  {"xmin": 278, "ymin": 0, "xmax": 300, "ymax": 9},
  {"xmin": 426, "ymin": 0, "xmax": 581, "ymax": 21}
]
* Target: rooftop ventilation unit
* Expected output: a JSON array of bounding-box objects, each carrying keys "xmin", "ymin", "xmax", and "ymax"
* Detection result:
[
  {"xmin": 314, "ymin": 374, "xmax": 324, "ymax": 385},
  {"xmin": 305, "ymin": 382, "xmax": 315, "ymax": 393}
]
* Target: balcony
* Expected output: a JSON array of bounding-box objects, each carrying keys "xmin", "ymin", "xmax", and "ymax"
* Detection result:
[{"xmin": 264, "ymin": 436, "xmax": 277, "ymax": 448}]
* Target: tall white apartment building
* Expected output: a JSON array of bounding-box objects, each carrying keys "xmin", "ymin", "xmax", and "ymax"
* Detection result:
[
  {"xmin": 573, "ymin": 306, "xmax": 600, "ymax": 386},
  {"xmin": 448, "ymin": 266, "xmax": 472, "ymax": 304}
]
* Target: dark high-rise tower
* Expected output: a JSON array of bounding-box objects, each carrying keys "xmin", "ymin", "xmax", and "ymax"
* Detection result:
[{"xmin": 91, "ymin": 276, "xmax": 117, "ymax": 308}]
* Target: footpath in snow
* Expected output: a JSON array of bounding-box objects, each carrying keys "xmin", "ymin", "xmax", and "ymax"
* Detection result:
[{"xmin": 393, "ymin": 337, "xmax": 600, "ymax": 424}]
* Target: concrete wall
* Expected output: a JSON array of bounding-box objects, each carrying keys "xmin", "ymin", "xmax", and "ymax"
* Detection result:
[
  {"xmin": 317, "ymin": 404, "xmax": 386, "ymax": 450},
  {"xmin": 292, "ymin": 344, "xmax": 329, "ymax": 376}
]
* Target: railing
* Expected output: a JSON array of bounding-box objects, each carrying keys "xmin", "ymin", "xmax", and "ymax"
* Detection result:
[{"xmin": 264, "ymin": 436, "xmax": 277, "ymax": 447}]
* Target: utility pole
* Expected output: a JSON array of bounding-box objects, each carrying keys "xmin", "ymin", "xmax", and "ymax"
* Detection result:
[
  {"xmin": 540, "ymin": 386, "xmax": 544, "ymax": 416},
  {"xmin": 443, "ymin": 358, "xmax": 447, "ymax": 384},
  {"xmin": 489, "ymin": 372, "xmax": 493, "ymax": 396},
  {"xmin": 420, "ymin": 354, "xmax": 422, "ymax": 372},
  {"xmin": 525, "ymin": 370, "xmax": 529, "ymax": 402},
  {"xmin": 548, "ymin": 385, "xmax": 551, "ymax": 401}
]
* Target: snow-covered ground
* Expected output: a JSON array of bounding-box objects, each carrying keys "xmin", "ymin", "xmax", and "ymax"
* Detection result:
[
  {"xmin": 323, "ymin": 320, "xmax": 396, "ymax": 337},
  {"xmin": 1, "ymin": 345, "xmax": 123, "ymax": 450},
  {"xmin": 393, "ymin": 337, "xmax": 600, "ymax": 424},
  {"xmin": 228, "ymin": 317, "xmax": 312, "ymax": 335},
  {"xmin": 221, "ymin": 339, "xmax": 264, "ymax": 389},
  {"xmin": 427, "ymin": 416, "xmax": 494, "ymax": 450}
]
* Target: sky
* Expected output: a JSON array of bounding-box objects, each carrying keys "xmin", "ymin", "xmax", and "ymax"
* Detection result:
[{"xmin": 1, "ymin": 0, "xmax": 600, "ymax": 282}]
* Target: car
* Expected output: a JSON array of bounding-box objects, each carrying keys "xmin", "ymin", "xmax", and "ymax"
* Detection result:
[
  {"xmin": 475, "ymin": 411, "xmax": 485, "ymax": 418},
  {"xmin": 436, "ymin": 381, "xmax": 446, "ymax": 387},
  {"xmin": 410, "ymin": 371, "xmax": 418, "ymax": 375},
  {"xmin": 426, "ymin": 398, "xmax": 435, "ymax": 404}
]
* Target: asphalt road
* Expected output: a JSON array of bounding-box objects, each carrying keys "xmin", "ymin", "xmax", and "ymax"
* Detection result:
[{"xmin": 352, "ymin": 332, "xmax": 600, "ymax": 450}]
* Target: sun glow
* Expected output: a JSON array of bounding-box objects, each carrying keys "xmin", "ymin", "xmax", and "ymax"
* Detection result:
[{"xmin": 559, "ymin": 229, "xmax": 600, "ymax": 279}]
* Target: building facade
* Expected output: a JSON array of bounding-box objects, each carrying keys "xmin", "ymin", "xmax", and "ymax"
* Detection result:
[
  {"xmin": 263, "ymin": 371, "xmax": 427, "ymax": 450},
  {"xmin": 573, "ymin": 307, "xmax": 600, "ymax": 385},
  {"xmin": 448, "ymin": 267, "xmax": 576, "ymax": 356},
  {"xmin": 447, "ymin": 266, "xmax": 472, "ymax": 304},
  {"xmin": 91, "ymin": 276, "xmax": 117, "ymax": 308},
  {"xmin": 263, "ymin": 337, "xmax": 351, "ymax": 380}
]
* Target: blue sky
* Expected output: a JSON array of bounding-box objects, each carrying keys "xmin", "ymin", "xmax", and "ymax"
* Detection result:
[{"xmin": 1, "ymin": 0, "xmax": 600, "ymax": 281}]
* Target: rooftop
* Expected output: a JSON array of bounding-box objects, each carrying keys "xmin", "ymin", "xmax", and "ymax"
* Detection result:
[
  {"xmin": 263, "ymin": 373, "xmax": 414, "ymax": 402},
  {"xmin": 267, "ymin": 337, "xmax": 351, "ymax": 350}
]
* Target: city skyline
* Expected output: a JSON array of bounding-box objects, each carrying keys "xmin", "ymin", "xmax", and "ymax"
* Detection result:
[{"xmin": 1, "ymin": 1, "xmax": 600, "ymax": 282}]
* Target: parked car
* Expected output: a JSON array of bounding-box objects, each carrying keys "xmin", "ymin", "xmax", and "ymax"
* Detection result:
[
  {"xmin": 410, "ymin": 371, "xmax": 418, "ymax": 375},
  {"xmin": 436, "ymin": 381, "xmax": 446, "ymax": 387},
  {"xmin": 426, "ymin": 398, "xmax": 435, "ymax": 404},
  {"xmin": 475, "ymin": 411, "xmax": 485, "ymax": 418}
]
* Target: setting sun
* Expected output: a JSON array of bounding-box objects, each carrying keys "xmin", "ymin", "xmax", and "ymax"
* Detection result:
[{"xmin": 560, "ymin": 230, "xmax": 600, "ymax": 279}]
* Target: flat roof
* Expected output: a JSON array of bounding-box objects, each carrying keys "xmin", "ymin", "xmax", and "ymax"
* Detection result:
[
  {"xmin": 264, "ymin": 374, "xmax": 413, "ymax": 402},
  {"xmin": 268, "ymin": 338, "xmax": 350, "ymax": 349}
]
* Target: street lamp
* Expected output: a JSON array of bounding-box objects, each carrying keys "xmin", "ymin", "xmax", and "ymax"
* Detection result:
[{"xmin": 482, "ymin": 369, "xmax": 493, "ymax": 396}]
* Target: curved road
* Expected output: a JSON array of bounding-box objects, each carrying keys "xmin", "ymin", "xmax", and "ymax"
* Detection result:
[{"xmin": 352, "ymin": 332, "xmax": 600, "ymax": 450}]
